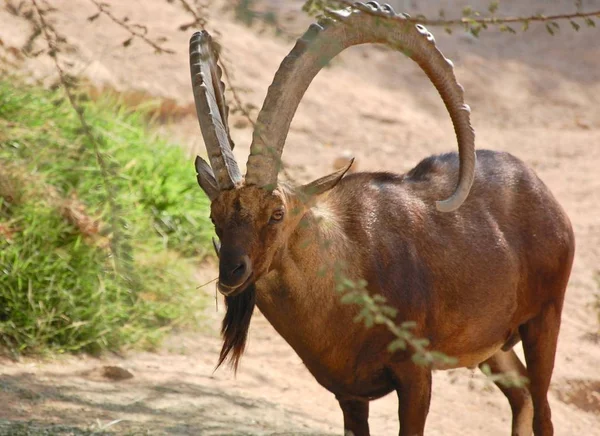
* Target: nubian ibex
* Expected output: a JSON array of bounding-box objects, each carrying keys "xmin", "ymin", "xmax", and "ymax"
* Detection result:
[{"xmin": 189, "ymin": 2, "xmax": 574, "ymax": 435}]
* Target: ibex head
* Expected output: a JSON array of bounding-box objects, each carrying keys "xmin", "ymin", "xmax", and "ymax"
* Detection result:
[
  {"xmin": 190, "ymin": 3, "xmax": 476, "ymax": 298},
  {"xmin": 206, "ymin": 170, "xmax": 352, "ymax": 297}
]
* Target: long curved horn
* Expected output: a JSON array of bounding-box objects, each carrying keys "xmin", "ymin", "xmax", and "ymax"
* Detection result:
[
  {"xmin": 189, "ymin": 31, "xmax": 241, "ymax": 190},
  {"xmin": 245, "ymin": 2, "xmax": 476, "ymax": 212}
]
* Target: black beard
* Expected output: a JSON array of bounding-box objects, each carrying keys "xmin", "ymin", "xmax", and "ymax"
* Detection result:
[{"xmin": 215, "ymin": 284, "xmax": 256, "ymax": 372}]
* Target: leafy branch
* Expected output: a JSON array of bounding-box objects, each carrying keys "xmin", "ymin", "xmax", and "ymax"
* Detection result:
[
  {"xmin": 304, "ymin": 0, "xmax": 600, "ymax": 36},
  {"xmin": 334, "ymin": 272, "xmax": 528, "ymax": 388},
  {"xmin": 480, "ymin": 363, "xmax": 529, "ymax": 388},
  {"xmin": 335, "ymin": 274, "xmax": 456, "ymax": 367},
  {"xmin": 219, "ymin": 61, "xmax": 257, "ymax": 128},
  {"xmin": 334, "ymin": 271, "xmax": 456, "ymax": 368}
]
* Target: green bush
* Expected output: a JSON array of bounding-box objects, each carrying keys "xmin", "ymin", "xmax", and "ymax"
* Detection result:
[{"xmin": 0, "ymin": 80, "xmax": 213, "ymax": 354}]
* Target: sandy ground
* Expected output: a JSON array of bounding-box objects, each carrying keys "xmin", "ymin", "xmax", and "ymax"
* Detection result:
[{"xmin": 1, "ymin": 0, "xmax": 599, "ymax": 434}]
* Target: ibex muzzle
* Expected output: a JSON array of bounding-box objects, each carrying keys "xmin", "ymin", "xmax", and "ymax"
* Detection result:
[
  {"xmin": 188, "ymin": 2, "xmax": 574, "ymax": 435},
  {"xmin": 218, "ymin": 251, "xmax": 251, "ymax": 295},
  {"xmin": 215, "ymin": 223, "xmax": 253, "ymax": 295}
]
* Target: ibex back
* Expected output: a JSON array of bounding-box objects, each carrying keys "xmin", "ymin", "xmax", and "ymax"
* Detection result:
[{"xmin": 188, "ymin": 2, "xmax": 575, "ymax": 435}]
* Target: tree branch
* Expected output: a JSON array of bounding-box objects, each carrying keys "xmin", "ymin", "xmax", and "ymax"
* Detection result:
[
  {"xmin": 319, "ymin": 0, "xmax": 600, "ymax": 28},
  {"xmin": 176, "ymin": 0, "xmax": 208, "ymax": 31},
  {"xmin": 87, "ymin": 0, "xmax": 174, "ymax": 53}
]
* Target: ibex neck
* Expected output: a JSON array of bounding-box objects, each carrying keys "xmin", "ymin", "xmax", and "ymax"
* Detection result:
[
  {"xmin": 262, "ymin": 202, "xmax": 352, "ymax": 296},
  {"xmin": 253, "ymin": 201, "xmax": 371, "ymax": 391},
  {"xmin": 257, "ymin": 198, "xmax": 357, "ymax": 318}
]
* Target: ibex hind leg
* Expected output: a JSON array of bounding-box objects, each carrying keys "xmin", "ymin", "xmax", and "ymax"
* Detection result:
[
  {"xmin": 519, "ymin": 301, "xmax": 564, "ymax": 436},
  {"xmin": 480, "ymin": 349, "xmax": 533, "ymax": 436},
  {"xmin": 338, "ymin": 398, "xmax": 370, "ymax": 436}
]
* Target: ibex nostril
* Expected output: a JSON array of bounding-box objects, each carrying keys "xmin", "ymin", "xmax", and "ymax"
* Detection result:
[{"xmin": 231, "ymin": 262, "xmax": 246, "ymax": 277}]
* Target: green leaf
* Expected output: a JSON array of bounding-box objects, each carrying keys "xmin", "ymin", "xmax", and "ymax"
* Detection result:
[
  {"xmin": 411, "ymin": 353, "xmax": 429, "ymax": 366},
  {"xmin": 388, "ymin": 338, "xmax": 407, "ymax": 352},
  {"xmin": 469, "ymin": 23, "xmax": 482, "ymax": 38},
  {"xmin": 340, "ymin": 293, "xmax": 358, "ymax": 304},
  {"xmin": 585, "ymin": 17, "xmax": 596, "ymax": 27},
  {"xmin": 301, "ymin": 0, "xmax": 325, "ymax": 16},
  {"xmin": 430, "ymin": 351, "xmax": 457, "ymax": 365},
  {"xmin": 546, "ymin": 23, "xmax": 555, "ymax": 35},
  {"xmin": 488, "ymin": 1, "xmax": 499, "ymax": 14},
  {"xmin": 499, "ymin": 24, "xmax": 516, "ymax": 34},
  {"xmin": 342, "ymin": 278, "xmax": 355, "ymax": 289},
  {"xmin": 412, "ymin": 338, "xmax": 430, "ymax": 348},
  {"xmin": 570, "ymin": 20, "xmax": 581, "ymax": 31},
  {"xmin": 401, "ymin": 320, "xmax": 417, "ymax": 329},
  {"xmin": 374, "ymin": 314, "xmax": 387, "ymax": 325},
  {"xmin": 380, "ymin": 305, "xmax": 398, "ymax": 318},
  {"xmin": 372, "ymin": 294, "xmax": 387, "ymax": 303}
]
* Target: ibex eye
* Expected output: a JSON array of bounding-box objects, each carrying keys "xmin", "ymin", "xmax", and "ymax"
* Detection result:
[{"xmin": 270, "ymin": 210, "xmax": 284, "ymax": 223}]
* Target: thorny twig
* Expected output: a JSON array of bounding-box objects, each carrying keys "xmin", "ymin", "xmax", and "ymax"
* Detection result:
[
  {"xmin": 87, "ymin": 0, "xmax": 175, "ymax": 53},
  {"xmin": 316, "ymin": 0, "xmax": 600, "ymax": 26},
  {"xmin": 176, "ymin": 0, "xmax": 207, "ymax": 31},
  {"xmin": 414, "ymin": 9, "xmax": 600, "ymax": 27},
  {"xmin": 321, "ymin": 0, "xmax": 600, "ymax": 28},
  {"xmin": 88, "ymin": 0, "xmax": 258, "ymax": 129},
  {"xmin": 227, "ymin": 0, "xmax": 296, "ymax": 39},
  {"xmin": 31, "ymin": 0, "xmax": 126, "ymax": 275},
  {"xmin": 219, "ymin": 63, "xmax": 256, "ymax": 128}
]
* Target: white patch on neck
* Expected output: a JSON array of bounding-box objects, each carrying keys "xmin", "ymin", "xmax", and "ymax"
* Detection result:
[{"xmin": 310, "ymin": 198, "xmax": 347, "ymax": 251}]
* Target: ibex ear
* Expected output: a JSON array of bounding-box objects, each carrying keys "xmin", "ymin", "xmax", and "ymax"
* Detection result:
[
  {"xmin": 212, "ymin": 237, "xmax": 221, "ymax": 258},
  {"xmin": 298, "ymin": 158, "xmax": 354, "ymax": 203},
  {"xmin": 195, "ymin": 156, "xmax": 219, "ymax": 201}
]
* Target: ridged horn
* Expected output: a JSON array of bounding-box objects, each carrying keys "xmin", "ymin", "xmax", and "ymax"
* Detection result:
[
  {"xmin": 189, "ymin": 31, "xmax": 241, "ymax": 191},
  {"xmin": 245, "ymin": 2, "xmax": 476, "ymax": 212}
]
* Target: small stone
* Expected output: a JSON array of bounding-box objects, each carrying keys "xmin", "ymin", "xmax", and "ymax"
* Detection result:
[
  {"xmin": 575, "ymin": 117, "xmax": 591, "ymax": 130},
  {"xmin": 233, "ymin": 116, "xmax": 250, "ymax": 129},
  {"xmin": 102, "ymin": 365, "xmax": 134, "ymax": 381}
]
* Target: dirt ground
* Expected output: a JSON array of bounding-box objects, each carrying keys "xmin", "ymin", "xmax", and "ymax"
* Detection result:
[{"xmin": 1, "ymin": 0, "xmax": 600, "ymax": 434}]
